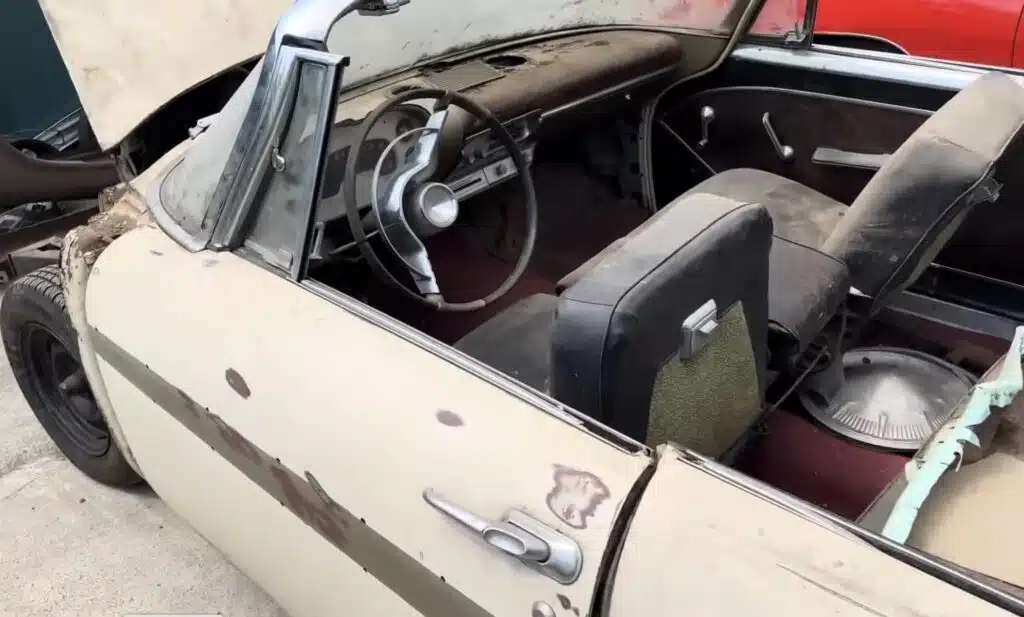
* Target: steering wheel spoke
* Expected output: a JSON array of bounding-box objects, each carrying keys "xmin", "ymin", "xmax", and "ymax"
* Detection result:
[{"xmin": 345, "ymin": 89, "xmax": 538, "ymax": 312}]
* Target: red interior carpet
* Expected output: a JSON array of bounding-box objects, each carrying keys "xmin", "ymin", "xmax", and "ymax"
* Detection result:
[{"xmin": 735, "ymin": 410, "xmax": 910, "ymax": 520}]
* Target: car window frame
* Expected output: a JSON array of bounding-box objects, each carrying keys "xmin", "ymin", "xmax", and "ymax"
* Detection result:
[
  {"xmin": 211, "ymin": 46, "xmax": 343, "ymax": 280},
  {"xmin": 238, "ymin": 55, "xmax": 340, "ymax": 279},
  {"xmin": 744, "ymin": 0, "xmax": 818, "ymax": 47}
]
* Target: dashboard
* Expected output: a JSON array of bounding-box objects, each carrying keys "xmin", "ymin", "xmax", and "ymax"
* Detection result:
[{"xmin": 309, "ymin": 29, "xmax": 684, "ymax": 258}]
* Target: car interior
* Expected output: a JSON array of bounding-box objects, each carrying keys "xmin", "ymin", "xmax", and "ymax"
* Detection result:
[{"xmin": 297, "ymin": 29, "xmax": 1024, "ymax": 596}]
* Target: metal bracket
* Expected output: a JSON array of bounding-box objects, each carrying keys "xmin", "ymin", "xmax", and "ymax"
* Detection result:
[{"xmin": 679, "ymin": 299, "xmax": 719, "ymax": 360}]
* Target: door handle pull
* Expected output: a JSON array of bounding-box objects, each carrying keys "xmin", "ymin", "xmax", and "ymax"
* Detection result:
[
  {"xmin": 762, "ymin": 112, "xmax": 794, "ymax": 162},
  {"xmin": 423, "ymin": 489, "xmax": 583, "ymax": 584}
]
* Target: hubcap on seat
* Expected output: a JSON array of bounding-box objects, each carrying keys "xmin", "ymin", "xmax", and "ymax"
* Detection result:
[{"xmin": 799, "ymin": 347, "xmax": 976, "ymax": 452}]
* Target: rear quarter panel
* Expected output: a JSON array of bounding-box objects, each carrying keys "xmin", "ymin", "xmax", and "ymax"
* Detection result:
[{"xmin": 608, "ymin": 445, "xmax": 1014, "ymax": 617}]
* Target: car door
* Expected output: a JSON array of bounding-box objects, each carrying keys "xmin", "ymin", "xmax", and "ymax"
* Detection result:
[{"xmin": 81, "ymin": 49, "xmax": 653, "ymax": 617}]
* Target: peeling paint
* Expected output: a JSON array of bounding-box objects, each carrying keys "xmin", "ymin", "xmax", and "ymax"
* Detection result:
[
  {"xmin": 545, "ymin": 464, "xmax": 610, "ymax": 529},
  {"xmin": 225, "ymin": 368, "xmax": 251, "ymax": 399},
  {"xmin": 89, "ymin": 327, "xmax": 491, "ymax": 617}
]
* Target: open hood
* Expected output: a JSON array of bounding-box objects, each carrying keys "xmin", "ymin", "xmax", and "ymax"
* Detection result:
[
  {"xmin": 40, "ymin": 0, "xmax": 809, "ymax": 153},
  {"xmin": 39, "ymin": 0, "xmax": 291, "ymax": 151}
]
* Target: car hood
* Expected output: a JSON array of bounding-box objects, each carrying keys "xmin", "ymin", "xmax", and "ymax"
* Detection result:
[
  {"xmin": 39, "ymin": 0, "xmax": 291, "ymax": 152},
  {"xmin": 41, "ymin": 0, "xmax": 788, "ymax": 153}
]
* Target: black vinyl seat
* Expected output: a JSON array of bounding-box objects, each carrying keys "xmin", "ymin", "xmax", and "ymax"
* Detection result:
[{"xmin": 456, "ymin": 193, "xmax": 773, "ymax": 458}]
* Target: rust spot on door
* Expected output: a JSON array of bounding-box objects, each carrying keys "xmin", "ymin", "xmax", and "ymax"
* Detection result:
[
  {"xmin": 225, "ymin": 368, "xmax": 251, "ymax": 399},
  {"xmin": 435, "ymin": 409, "xmax": 464, "ymax": 427},
  {"xmin": 545, "ymin": 464, "xmax": 610, "ymax": 530}
]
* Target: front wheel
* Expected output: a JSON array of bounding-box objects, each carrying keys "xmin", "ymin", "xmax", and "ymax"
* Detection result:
[{"xmin": 0, "ymin": 265, "xmax": 141, "ymax": 487}]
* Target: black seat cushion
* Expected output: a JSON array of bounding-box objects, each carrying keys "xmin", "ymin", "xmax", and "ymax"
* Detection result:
[
  {"xmin": 453, "ymin": 294, "xmax": 558, "ymax": 393},
  {"xmin": 679, "ymin": 167, "xmax": 847, "ymax": 249}
]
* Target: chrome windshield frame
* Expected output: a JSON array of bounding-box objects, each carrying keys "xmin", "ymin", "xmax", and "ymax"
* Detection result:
[{"xmin": 204, "ymin": 0, "xmax": 373, "ymax": 251}]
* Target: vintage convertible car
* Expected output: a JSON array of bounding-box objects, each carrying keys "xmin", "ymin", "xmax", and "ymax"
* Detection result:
[{"xmin": 9, "ymin": 0, "xmax": 1024, "ymax": 615}]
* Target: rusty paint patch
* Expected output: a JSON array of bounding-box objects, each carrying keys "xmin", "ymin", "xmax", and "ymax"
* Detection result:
[
  {"xmin": 225, "ymin": 368, "xmax": 251, "ymax": 399},
  {"xmin": 545, "ymin": 464, "xmax": 610, "ymax": 530},
  {"xmin": 88, "ymin": 327, "xmax": 491, "ymax": 617},
  {"xmin": 435, "ymin": 409, "xmax": 464, "ymax": 427},
  {"xmin": 556, "ymin": 594, "xmax": 571, "ymax": 609}
]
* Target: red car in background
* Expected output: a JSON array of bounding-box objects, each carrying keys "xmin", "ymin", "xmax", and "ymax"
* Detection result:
[
  {"xmin": 814, "ymin": 0, "xmax": 1024, "ymax": 67},
  {"xmin": 745, "ymin": 0, "xmax": 1024, "ymax": 67}
]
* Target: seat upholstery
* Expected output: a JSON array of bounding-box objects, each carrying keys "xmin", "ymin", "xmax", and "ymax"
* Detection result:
[{"xmin": 457, "ymin": 192, "xmax": 773, "ymax": 458}]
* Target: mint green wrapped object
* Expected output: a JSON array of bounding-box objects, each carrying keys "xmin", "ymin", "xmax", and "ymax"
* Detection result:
[{"xmin": 880, "ymin": 326, "xmax": 1024, "ymax": 544}]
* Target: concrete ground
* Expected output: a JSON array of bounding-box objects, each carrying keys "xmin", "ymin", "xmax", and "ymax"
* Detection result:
[{"xmin": 0, "ymin": 354, "xmax": 288, "ymax": 617}]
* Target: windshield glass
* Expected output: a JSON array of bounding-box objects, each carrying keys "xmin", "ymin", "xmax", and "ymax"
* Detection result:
[{"xmin": 160, "ymin": 0, "xmax": 753, "ymax": 236}]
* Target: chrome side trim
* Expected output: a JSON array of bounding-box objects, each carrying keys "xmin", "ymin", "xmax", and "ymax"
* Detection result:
[
  {"xmin": 731, "ymin": 44, "xmax": 993, "ymax": 92},
  {"xmin": 671, "ymin": 446, "xmax": 1024, "ymax": 614}
]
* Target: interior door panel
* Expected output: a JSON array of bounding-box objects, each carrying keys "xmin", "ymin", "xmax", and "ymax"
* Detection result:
[
  {"xmin": 661, "ymin": 86, "xmax": 929, "ymax": 204},
  {"xmin": 657, "ymin": 45, "xmax": 1024, "ymax": 285}
]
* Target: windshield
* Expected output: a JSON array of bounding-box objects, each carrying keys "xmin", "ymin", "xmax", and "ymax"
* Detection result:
[{"xmin": 160, "ymin": 0, "xmax": 752, "ymax": 237}]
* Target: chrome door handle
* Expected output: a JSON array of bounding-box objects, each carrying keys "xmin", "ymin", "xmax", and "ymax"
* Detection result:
[{"xmin": 423, "ymin": 489, "xmax": 583, "ymax": 584}]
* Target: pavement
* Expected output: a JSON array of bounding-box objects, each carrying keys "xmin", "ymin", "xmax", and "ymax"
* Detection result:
[{"xmin": 0, "ymin": 352, "xmax": 288, "ymax": 617}]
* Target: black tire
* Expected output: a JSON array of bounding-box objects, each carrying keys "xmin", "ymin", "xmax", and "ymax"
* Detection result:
[{"xmin": 1, "ymin": 265, "xmax": 141, "ymax": 487}]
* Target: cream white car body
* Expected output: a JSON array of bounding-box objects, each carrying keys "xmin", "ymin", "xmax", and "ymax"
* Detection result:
[{"xmin": 26, "ymin": 0, "xmax": 1024, "ymax": 616}]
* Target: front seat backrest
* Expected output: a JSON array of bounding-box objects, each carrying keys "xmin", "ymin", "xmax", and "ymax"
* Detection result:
[
  {"xmin": 822, "ymin": 72, "xmax": 1024, "ymax": 311},
  {"xmin": 551, "ymin": 193, "xmax": 772, "ymax": 458}
]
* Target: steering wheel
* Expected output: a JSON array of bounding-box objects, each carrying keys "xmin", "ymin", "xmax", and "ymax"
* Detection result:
[{"xmin": 344, "ymin": 89, "xmax": 538, "ymax": 312}]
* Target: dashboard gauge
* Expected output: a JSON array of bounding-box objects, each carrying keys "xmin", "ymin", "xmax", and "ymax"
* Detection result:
[{"xmin": 319, "ymin": 104, "xmax": 430, "ymax": 202}]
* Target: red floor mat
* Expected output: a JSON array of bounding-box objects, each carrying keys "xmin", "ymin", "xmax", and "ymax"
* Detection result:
[{"xmin": 735, "ymin": 410, "xmax": 910, "ymax": 520}]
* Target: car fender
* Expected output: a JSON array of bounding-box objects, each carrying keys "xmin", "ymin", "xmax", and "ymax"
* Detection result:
[{"xmin": 59, "ymin": 189, "xmax": 151, "ymax": 478}]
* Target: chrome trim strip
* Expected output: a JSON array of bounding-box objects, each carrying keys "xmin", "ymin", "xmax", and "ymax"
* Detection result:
[
  {"xmin": 206, "ymin": 0, "xmax": 366, "ymax": 251},
  {"xmin": 731, "ymin": 44, "xmax": 992, "ymax": 92},
  {"xmin": 672, "ymin": 446, "xmax": 1024, "ymax": 614}
]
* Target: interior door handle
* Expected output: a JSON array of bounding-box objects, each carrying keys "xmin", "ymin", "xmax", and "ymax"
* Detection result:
[
  {"xmin": 762, "ymin": 113, "xmax": 794, "ymax": 162},
  {"xmin": 423, "ymin": 489, "xmax": 583, "ymax": 584},
  {"xmin": 812, "ymin": 146, "xmax": 891, "ymax": 171}
]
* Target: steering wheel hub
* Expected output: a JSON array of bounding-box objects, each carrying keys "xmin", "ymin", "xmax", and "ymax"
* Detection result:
[
  {"xmin": 412, "ymin": 182, "xmax": 459, "ymax": 232},
  {"xmin": 345, "ymin": 88, "xmax": 538, "ymax": 312}
]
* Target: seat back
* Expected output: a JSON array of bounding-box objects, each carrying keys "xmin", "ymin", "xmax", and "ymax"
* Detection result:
[
  {"xmin": 550, "ymin": 192, "xmax": 772, "ymax": 458},
  {"xmin": 822, "ymin": 72, "xmax": 1024, "ymax": 312}
]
